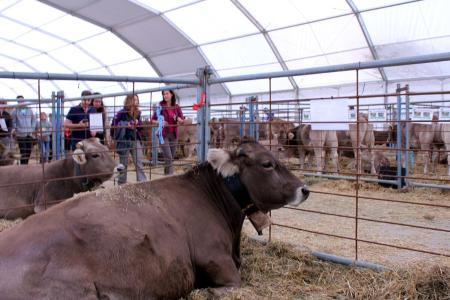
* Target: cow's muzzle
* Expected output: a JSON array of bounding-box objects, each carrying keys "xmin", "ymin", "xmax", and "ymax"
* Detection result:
[
  {"xmin": 288, "ymin": 186, "xmax": 310, "ymax": 206},
  {"xmin": 113, "ymin": 164, "xmax": 125, "ymax": 177}
]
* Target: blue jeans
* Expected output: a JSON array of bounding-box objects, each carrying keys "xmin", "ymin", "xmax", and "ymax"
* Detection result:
[{"xmin": 39, "ymin": 140, "xmax": 50, "ymax": 163}]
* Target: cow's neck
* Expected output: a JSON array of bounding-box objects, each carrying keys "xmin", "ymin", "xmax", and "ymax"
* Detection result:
[
  {"xmin": 185, "ymin": 163, "xmax": 245, "ymax": 267},
  {"xmin": 222, "ymin": 174, "xmax": 258, "ymax": 216}
]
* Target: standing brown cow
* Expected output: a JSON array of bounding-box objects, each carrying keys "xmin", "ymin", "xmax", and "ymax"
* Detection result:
[{"xmin": 0, "ymin": 139, "xmax": 309, "ymax": 299}]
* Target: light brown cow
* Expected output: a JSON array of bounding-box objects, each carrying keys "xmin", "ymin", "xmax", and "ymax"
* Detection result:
[
  {"xmin": 0, "ymin": 139, "xmax": 309, "ymax": 299},
  {"xmin": 279, "ymin": 115, "xmax": 383, "ymax": 174},
  {"xmin": 176, "ymin": 117, "xmax": 197, "ymax": 158},
  {"xmin": 401, "ymin": 122, "xmax": 450, "ymax": 175}
]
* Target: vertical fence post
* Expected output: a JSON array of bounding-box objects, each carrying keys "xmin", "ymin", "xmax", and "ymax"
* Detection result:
[
  {"xmin": 51, "ymin": 92, "xmax": 56, "ymax": 160},
  {"xmin": 239, "ymin": 106, "xmax": 245, "ymax": 138},
  {"xmin": 405, "ymin": 85, "xmax": 410, "ymax": 184},
  {"xmin": 396, "ymin": 84, "xmax": 403, "ymax": 189},
  {"xmin": 247, "ymin": 96, "xmax": 258, "ymax": 139},
  {"xmin": 151, "ymin": 126, "xmax": 158, "ymax": 166},
  {"xmin": 196, "ymin": 67, "xmax": 211, "ymax": 162},
  {"xmin": 55, "ymin": 91, "xmax": 64, "ymax": 161}
]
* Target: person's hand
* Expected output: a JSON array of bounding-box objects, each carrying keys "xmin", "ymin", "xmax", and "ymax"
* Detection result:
[
  {"xmin": 178, "ymin": 118, "xmax": 184, "ymax": 125},
  {"xmin": 11, "ymin": 129, "xmax": 16, "ymax": 137},
  {"xmin": 80, "ymin": 120, "xmax": 89, "ymax": 128},
  {"xmin": 164, "ymin": 121, "xmax": 169, "ymax": 127}
]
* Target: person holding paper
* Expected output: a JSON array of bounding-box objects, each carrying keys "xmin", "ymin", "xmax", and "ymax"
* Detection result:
[
  {"xmin": 111, "ymin": 94, "xmax": 147, "ymax": 185},
  {"xmin": 11, "ymin": 96, "xmax": 36, "ymax": 165},
  {"xmin": 0, "ymin": 100, "xmax": 12, "ymax": 149},
  {"xmin": 64, "ymin": 90, "xmax": 97, "ymax": 151},
  {"xmin": 35, "ymin": 112, "xmax": 52, "ymax": 163},
  {"xmin": 89, "ymin": 93, "xmax": 110, "ymax": 146},
  {"xmin": 151, "ymin": 89, "xmax": 185, "ymax": 175}
]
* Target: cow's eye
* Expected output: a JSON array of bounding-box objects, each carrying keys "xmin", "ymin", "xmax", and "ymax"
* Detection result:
[
  {"xmin": 92, "ymin": 154, "xmax": 100, "ymax": 158},
  {"xmin": 262, "ymin": 161, "xmax": 273, "ymax": 169}
]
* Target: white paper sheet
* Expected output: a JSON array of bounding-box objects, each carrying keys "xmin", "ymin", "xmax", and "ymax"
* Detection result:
[
  {"xmin": 310, "ymin": 99, "xmax": 349, "ymax": 130},
  {"xmin": 89, "ymin": 113, "xmax": 103, "ymax": 132},
  {"xmin": 411, "ymin": 108, "xmax": 434, "ymax": 124},
  {"xmin": 368, "ymin": 109, "xmax": 387, "ymax": 131},
  {"xmin": 0, "ymin": 118, "xmax": 7, "ymax": 131}
]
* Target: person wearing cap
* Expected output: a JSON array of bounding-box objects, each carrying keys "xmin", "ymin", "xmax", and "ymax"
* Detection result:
[
  {"xmin": 11, "ymin": 96, "xmax": 36, "ymax": 165},
  {"xmin": 64, "ymin": 90, "xmax": 97, "ymax": 151}
]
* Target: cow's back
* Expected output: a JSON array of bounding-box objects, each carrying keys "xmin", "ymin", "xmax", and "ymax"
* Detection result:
[{"xmin": 0, "ymin": 177, "xmax": 234, "ymax": 299}]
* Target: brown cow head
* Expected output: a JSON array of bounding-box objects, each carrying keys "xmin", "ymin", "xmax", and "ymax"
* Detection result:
[
  {"xmin": 207, "ymin": 138, "xmax": 309, "ymax": 213},
  {"xmin": 73, "ymin": 138, "xmax": 124, "ymax": 184}
]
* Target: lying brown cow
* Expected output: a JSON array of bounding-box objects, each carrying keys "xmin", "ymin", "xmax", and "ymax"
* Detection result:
[
  {"xmin": 0, "ymin": 138, "xmax": 124, "ymax": 219},
  {"xmin": 0, "ymin": 139, "xmax": 309, "ymax": 299}
]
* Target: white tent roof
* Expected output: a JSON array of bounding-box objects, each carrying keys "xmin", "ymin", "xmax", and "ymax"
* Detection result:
[{"xmin": 0, "ymin": 0, "xmax": 449, "ymax": 100}]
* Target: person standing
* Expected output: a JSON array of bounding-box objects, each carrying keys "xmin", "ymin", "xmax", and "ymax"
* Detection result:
[
  {"xmin": 11, "ymin": 96, "xmax": 36, "ymax": 165},
  {"xmin": 64, "ymin": 90, "xmax": 97, "ymax": 150},
  {"xmin": 0, "ymin": 100, "xmax": 12, "ymax": 149},
  {"xmin": 111, "ymin": 94, "xmax": 147, "ymax": 185},
  {"xmin": 90, "ymin": 92, "xmax": 110, "ymax": 146},
  {"xmin": 151, "ymin": 90, "xmax": 185, "ymax": 175},
  {"xmin": 35, "ymin": 112, "xmax": 52, "ymax": 163}
]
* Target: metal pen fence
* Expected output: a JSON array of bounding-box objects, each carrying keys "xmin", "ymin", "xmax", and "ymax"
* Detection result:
[{"xmin": 1, "ymin": 52, "xmax": 450, "ymax": 266}]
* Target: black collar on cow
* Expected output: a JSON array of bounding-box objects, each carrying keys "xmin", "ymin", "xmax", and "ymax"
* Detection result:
[
  {"xmin": 222, "ymin": 174, "xmax": 258, "ymax": 216},
  {"xmin": 74, "ymin": 162, "xmax": 98, "ymax": 191}
]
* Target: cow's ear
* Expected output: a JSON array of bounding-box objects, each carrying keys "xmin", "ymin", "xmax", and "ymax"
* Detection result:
[
  {"xmin": 73, "ymin": 149, "xmax": 87, "ymax": 165},
  {"xmin": 207, "ymin": 149, "xmax": 239, "ymax": 177},
  {"xmin": 288, "ymin": 132, "xmax": 295, "ymax": 140}
]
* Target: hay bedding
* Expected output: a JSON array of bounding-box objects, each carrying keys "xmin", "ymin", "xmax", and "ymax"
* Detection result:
[{"xmin": 186, "ymin": 236, "xmax": 450, "ymax": 300}]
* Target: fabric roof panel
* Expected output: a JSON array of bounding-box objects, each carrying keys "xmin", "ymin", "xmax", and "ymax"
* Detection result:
[
  {"xmin": 239, "ymin": 0, "xmax": 351, "ymax": 30},
  {"xmin": 132, "ymin": 0, "xmax": 199, "ymax": 13},
  {"xmin": 49, "ymin": 45, "xmax": 102, "ymax": 72},
  {"xmin": 362, "ymin": 0, "xmax": 450, "ymax": 46},
  {"xmin": 0, "ymin": 17, "xmax": 30, "ymax": 40},
  {"xmin": 2, "ymin": 0, "xmax": 64, "ymax": 28},
  {"xmin": 165, "ymin": 0, "xmax": 258, "ymax": 44},
  {"xmin": 39, "ymin": 14, "xmax": 106, "ymax": 42},
  {"xmin": 107, "ymin": 58, "xmax": 159, "ymax": 77},
  {"xmin": 25, "ymin": 53, "xmax": 71, "ymax": 73},
  {"xmin": 201, "ymin": 34, "xmax": 278, "ymax": 71},
  {"xmin": 270, "ymin": 15, "xmax": 367, "ymax": 62},
  {"xmin": 77, "ymin": 0, "xmax": 153, "ymax": 27},
  {"xmin": 0, "ymin": 40, "xmax": 39, "ymax": 61},
  {"xmin": 224, "ymin": 77, "xmax": 292, "ymax": 95},
  {"xmin": 353, "ymin": 0, "xmax": 421, "ymax": 11},
  {"xmin": 0, "ymin": 55, "xmax": 34, "ymax": 72},
  {"xmin": 14, "ymin": 30, "xmax": 67, "ymax": 52},
  {"xmin": 151, "ymin": 48, "xmax": 206, "ymax": 76},
  {"xmin": 116, "ymin": 16, "xmax": 193, "ymax": 57},
  {"xmin": 76, "ymin": 31, "xmax": 142, "ymax": 67}
]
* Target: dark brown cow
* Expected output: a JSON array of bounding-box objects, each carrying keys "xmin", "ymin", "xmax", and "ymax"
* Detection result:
[
  {"xmin": 0, "ymin": 138, "xmax": 124, "ymax": 219},
  {"xmin": 211, "ymin": 117, "xmax": 294, "ymax": 149},
  {"xmin": 0, "ymin": 139, "xmax": 309, "ymax": 299}
]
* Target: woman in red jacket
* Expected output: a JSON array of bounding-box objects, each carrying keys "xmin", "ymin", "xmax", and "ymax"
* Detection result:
[{"xmin": 151, "ymin": 90, "xmax": 185, "ymax": 175}]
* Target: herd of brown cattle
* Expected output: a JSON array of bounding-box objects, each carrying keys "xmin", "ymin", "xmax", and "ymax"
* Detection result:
[{"xmin": 139, "ymin": 114, "xmax": 448, "ymax": 176}]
